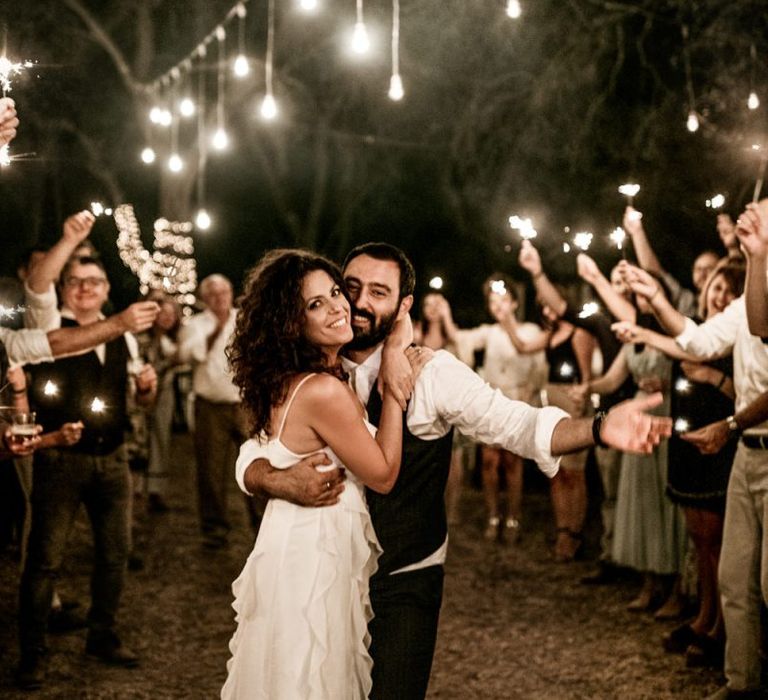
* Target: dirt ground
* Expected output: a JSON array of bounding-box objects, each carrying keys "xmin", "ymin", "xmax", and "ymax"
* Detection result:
[{"xmin": 0, "ymin": 434, "xmax": 723, "ymax": 699}]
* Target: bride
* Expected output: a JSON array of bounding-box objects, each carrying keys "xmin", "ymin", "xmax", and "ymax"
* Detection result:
[{"xmin": 222, "ymin": 249, "xmax": 427, "ymax": 699}]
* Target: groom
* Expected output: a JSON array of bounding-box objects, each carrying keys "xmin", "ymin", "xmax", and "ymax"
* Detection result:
[{"xmin": 240, "ymin": 242, "xmax": 671, "ymax": 699}]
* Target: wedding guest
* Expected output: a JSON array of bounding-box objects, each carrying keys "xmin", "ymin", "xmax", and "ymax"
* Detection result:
[
  {"xmin": 0, "ymin": 97, "xmax": 19, "ymax": 146},
  {"xmin": 445, "ymin": 274, "xmax": 548, "ymax": 542}
]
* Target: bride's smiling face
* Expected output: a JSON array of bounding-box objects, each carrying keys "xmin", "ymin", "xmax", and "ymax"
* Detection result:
[{"xmin": 301, "ymin": 269, "xmax": 353, "ymax": 349}]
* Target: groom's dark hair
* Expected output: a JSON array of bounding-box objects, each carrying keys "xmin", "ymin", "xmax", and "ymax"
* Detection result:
[{"xmin": 343, "ymin": 242, "xmax": 416, "ymax": 301}]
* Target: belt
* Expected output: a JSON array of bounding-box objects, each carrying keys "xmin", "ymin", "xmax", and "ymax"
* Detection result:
[{"xmin": 741, "ymin": 435, "xmax": 768, "ymax": 450}]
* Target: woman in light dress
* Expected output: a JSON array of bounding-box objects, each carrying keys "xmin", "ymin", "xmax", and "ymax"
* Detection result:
[{"xmin": 222, "ymin": 249, "xmax": 425, "ymax": 700}]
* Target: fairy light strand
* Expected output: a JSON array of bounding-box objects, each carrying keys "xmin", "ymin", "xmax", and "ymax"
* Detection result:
[{"xmin": 388, "ymin": 0, "xmax": 403, "ymax": 101}]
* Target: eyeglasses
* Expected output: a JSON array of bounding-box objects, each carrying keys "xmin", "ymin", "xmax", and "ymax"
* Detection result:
[{"xmin": 64, "ymin": 276, "xmax": 107, "ymax": 288}]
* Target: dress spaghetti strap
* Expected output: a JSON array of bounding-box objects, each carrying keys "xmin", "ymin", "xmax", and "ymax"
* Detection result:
[{"xmin": 276, "ymin": 373, "xmax": 317, "ymax": 441}]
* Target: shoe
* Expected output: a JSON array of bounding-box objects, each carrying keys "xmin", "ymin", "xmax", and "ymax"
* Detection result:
[
  {"xmin": 15, "ymin": 649, "xmax": 46, "ymax": 690},
  {"xmin": 48, "ymin": 607, "xmax": 88, "ymax": 634},
  {"xmin": 86, "ymin": 632, "xmax": 139, "ymax": 668},
  {"xmin": 503, "ymin": 517, "xmax": 521, "ymax": 544},
  {"xmin": 148, "ymin": 494, "xmax": 170, "ymax": 514},
  {"xmin": 686, "ymin": 636, "xmax": 725, "ymax": 669},
  {"xmin": 580, "ymin": 561, "xmax": 622, "ymax": 585},
  {"xmin": 661, "ymin": 623, "xmax": 698, "ymax": 654},
  {"xmin": 483, "ymin": 516, "xmax": 500, "ymax": 541}
]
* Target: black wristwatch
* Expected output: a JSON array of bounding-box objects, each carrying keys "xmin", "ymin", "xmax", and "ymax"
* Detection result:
[{"xmin": 592, "ymin": 410, "xmax": 609, "ymax": 448}]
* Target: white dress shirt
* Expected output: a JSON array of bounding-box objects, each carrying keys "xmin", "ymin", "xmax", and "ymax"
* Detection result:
[
  {"xmin": 177, "ymin": 308, "xmax": 240, "ymax": 404},
  {"xmin": 0, "ymin": 327, "xmax": 53, "ymax": 368},
  {"xmin": 676, "ymin": 295, "xmax": 768, "ymax": 435}
]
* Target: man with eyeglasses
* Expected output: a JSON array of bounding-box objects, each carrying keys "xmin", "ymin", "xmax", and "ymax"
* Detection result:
[{"xmin": 16, "ymin": 242, "xmax": 159, "ymax": 689}]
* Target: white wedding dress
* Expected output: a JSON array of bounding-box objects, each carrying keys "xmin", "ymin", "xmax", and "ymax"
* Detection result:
[{"xmin": 221, "ymin": 374, "xmax": 381, "ymax": 700}]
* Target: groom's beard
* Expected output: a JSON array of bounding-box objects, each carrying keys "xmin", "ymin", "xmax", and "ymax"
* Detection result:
[{"xmin": 345, "ymin": 306, "xmax": 398, "ymax": 351}]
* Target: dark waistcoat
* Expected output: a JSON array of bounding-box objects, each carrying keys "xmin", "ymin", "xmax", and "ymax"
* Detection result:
[
  {"xmin": 29, "ymin": 317, "xmax": 130, "ymax": 455},
  {"xmin": 365, "ymin": 385, "xmax": 454, "ymax": 577}
]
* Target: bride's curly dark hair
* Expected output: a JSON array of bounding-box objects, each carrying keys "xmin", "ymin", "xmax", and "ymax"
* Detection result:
[{"xmin": 228, "ymin": 249, "xmax": 350, "ymax": 436}]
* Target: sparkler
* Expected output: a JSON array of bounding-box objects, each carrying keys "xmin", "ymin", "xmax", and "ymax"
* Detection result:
[
  {"xmin": 558, "ymin": 362, "xmax": 575, "ymax": 380},
  {"xmin": 90, "ymin": 397, "xmax": 106, "ymax": 414},
  {"xmin": 674, "ymin": 377, "xmax": 692, "ymax": 395},
  {"xmin": 572, "ymin": 232, "xmax": 593, "ymax": 252},
  {"xmin": 609, "ymin": 227, "xmax": 627, "ymax": 258},
  {"xmin": 673, "ymin": 417, "xmax": 691, "ymax": 434},
  {"xmin": 578, "ymin": 302, "xmax": 599, "ymax": 319},
  {"xmin": 752, "ymin": 143, "xmax": 768, "ymax": 203},
  {"xmin": 428, "ymin": 276, "xmax": 443, "ymax": 290},
  {"xmin": 508, "ymin": 215, "xmax": 537, "ymax": 240},
  {"xmin": 43, "ymin": 380, "xmax": 59, "ymax": 397},
  {"xmin": 618, "ymin": 183, "xmax": 640, "ymax": 207},
  {"xmin": 0, "ymin": 42, "xmax": 34, "ymax": 169},
  {"xmin": 0, "ymin": 303, "xmax": 24, "ymax": 319},
  {"xmin": 705, "ymin": 194, "xmax": 725, "ymax": 209},
  {"xmin": 490, "ymin": 280, "xmax": 507, "ymax": 295}
]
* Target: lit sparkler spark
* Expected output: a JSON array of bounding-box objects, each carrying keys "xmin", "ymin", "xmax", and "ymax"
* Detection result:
[
  {"xmin": 0, "ymin": 303, "xmax": 25, "ymax": 319},
  {"xmin": 429, "ymin": 276, "xmax": 443, "ymax": 290},
  {"xmin": 558, "ymin": 362, "xmax": 574, "ymax": 379},
  {"xmin": 706, "ymin": 194, "xmax": 725, "ymax": 209},
  {"xmin": 618, "ymin": 184, "xmax": 640, "ymax": 199},
  {"xmin": 578, "ymin": 302, "xmax": 599, "ymax": 319},
  {"xmin": 572, "ymin": 232, "xmax": 593, "ymax": 251},
  {"xmin": 91, "ymin": 202, "xmax": 105, "ymax": 217},
  {"xmin": 508, "ymin": 215, "xmax": 537, "ymax": 240},
  {"xmin": 674, "ymin": 417, "xmax": 691, "ymax": 433},
  {"xmin": 609, "ymin": 227, "xmax": 627, "ymax": 250},
  {"xmin": 0, "ymin": 56, "xmax": 33, "ymax": 95},
  {"xmin": 90, "ymin": 397, "xmax": 106, "ymax": 414},
  {"xmin": 675, "ymin": 377, "xmax": 692, "ymax": 394},
  {"xmin": 490, "ymin": 280, "xmax": 507, "ymax": 295},
  {"xmin": 43, "ymin": 380, "xmax": 58, "ymax": 397}
]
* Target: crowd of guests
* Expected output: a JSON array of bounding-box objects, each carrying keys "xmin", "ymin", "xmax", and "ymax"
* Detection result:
[{"xmin": 2, "ymin": 92, "xmax": 768, "ymax": 698}]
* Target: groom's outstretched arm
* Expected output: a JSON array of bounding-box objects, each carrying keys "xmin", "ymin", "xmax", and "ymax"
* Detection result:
[{"xmin": 241, "ymin": 455, "xmax": 346, "ymax": 507}]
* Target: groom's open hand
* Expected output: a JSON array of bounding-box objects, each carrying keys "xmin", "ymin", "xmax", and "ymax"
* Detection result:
[{"xmin": 248, "ymin": 452, "xmax": 346, "ymax": 507}]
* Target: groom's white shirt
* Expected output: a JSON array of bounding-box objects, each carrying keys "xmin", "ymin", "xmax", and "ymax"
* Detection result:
[{"xmin": 236, "ymin": 344, "xmax": 568, "ymax": 574}]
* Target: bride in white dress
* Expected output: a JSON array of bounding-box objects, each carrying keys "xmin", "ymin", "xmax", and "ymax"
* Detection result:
[{"xmin": 222, "ymin": 249, "xmax": 423, "ymax": 699}]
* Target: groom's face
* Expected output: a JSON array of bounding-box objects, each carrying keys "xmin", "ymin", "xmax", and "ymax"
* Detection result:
[{"xmin": 343, "ymin": 254, "xmax": 403, "ymax": 350}]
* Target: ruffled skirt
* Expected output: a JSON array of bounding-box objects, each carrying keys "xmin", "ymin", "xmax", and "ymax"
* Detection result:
[{"xmin": 221, "ymin": 484, "xmax": 380, "ymax": 699}]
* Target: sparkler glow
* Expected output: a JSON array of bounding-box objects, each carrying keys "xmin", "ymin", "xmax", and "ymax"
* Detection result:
[
  {"xmin": 0, "ymin": 144, "xmax": 10, "ymax": 167},
  {"xmin": 572, "ymin": 232, "xmax": 593, "ymax": 251},
  {"xmin": 618, "ymin": 184, "xmax": 640, "ymax": 198},
  {"xmin": 506, "ymin": 0, "xmax": 522, "ymax": 18},
  {"xmin": 429, "ymin": 276, "xmax": 443, "ymax": 290},
  {"xmin": 388, "ymin": 74, "xmax": 404, "ymax": 101},
  {"xmin": 233, "ymin": 55, "xmax": 250, "ymax": 78},
  {"xmin": 674, "ymin": 417, "xmax": 691, "ymax": 434},
  {"xmin": 195, "ymin": 208, "xmax": 211, "ymax": 230},
  {"xmin": 508, "ymin": 215, "xmax": 537, "ymax": 240},
  {"xmin": 578, "ymin": 302, "xmax": 599, "ymax": 319},
  {"xmin": 609, "ymin": 227, "xmax": 627, "ymax": 250},
  {"xmin": 706, "ymin": 194, "xmax": 725, "ymax": 209},
  {"xmin": 90, "ymin": 397, "xmax": 106, "ymax": 414},
  {"xmin": 490, "ymin": 280, "xmax": 507, "ymax": 295},
  {"xmin": 0, "ymin": 56, "xmax": 33, "ymax": 95},
  {"xmin": 675, "ymin": 377, "xmax": 692, "ymax": 394},
  {"xmin": 686, "ymin": 111, "xmax": 700, "ymax": 133},
  {"xmin": 43, "ymin": 380, "xmax": 58, "ymax": 397},
  {"xmin": 179, "ymin": 97, "xmax": 196, "ymax": 117}
]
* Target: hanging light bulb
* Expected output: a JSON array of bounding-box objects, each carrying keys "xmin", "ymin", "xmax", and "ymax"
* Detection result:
[
  {"xmin": 159, "ymin": 109, "xmax": 173, "ymax": 127},
  {"xmin": 233, "ymin": 54, "xmax": 250, "ymax": 77},
  {"xmin": 140, "ymin": 147, "xmax": 156, "ymax": 164},
  {"xmin": 260, "ymin": 93, "xmax": 278, "ymax": 120},
  {"xmin": 388, "ymin": 73, "xmax": 404, "ymax": 101},
  {"xmin": 686, "ymin": 111, "xmax": 700, "ymax": 132},
  {"xmin": 168, "ymin": 153, "xmax": 184, "ymax": 172},
  {"xmin": 300, "ymin": 0, "xmax": 318, "ymax": 10},
  {"xmin": 149, "ymin": 106, "xmax": 163, "ymax": 124},
  {"xmin": 179, "ymin": 97, "xmax": 196, "ymax": 117},
  {"xmin": 212, "ymin": 127, "xmax": 229, "ymax": 150},
  {"xmin": 506, "ymin": 0, "xmax": 522, "ymax": 18},
  {"xmin": 351, "ymin": 21, "xmax": 370, "ymax": 54},
  {"xmin": 748, "ymin": 91, "xmax": 760, "ymax": 110},
  {"xmin": 195, "ymin": 209, "xmax": 211, "ymax": 230}
]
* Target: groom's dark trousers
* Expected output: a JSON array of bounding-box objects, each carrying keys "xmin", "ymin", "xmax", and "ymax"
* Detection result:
[{"xmin": 365, "ymin": 389, "xmax": 453, "ymax": 700}]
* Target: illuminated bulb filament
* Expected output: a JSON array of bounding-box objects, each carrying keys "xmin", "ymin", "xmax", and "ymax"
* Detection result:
[
  {"xmin": 195, "ymin": 209, "xmax": 211, "ymax": 230},
  {"xmin": 388, "ymin": 74, "xmax": 404, "ymax": 101},
  {"xmin": 351, "ymin": 21, "xmax": 370, "ymax": 54},
  {"xmin": 260, "ymin": 94, "xmax": 278, "ymax": 121},
  {"xmin": 233, "ymin": 55, "xmax": 250, "ymax": 78},
  {"xmin": 168, "ymin": 153, "xmax": 184, "ymax": 172},
  {"xmin": 212, "ymin": 128, "xmax": 229, "ymax": 150},
  {"xmin": 506, "ymin": 0, "xmax": 522, "ymax": 18},
  {"xmin": 140, "ymin": 147, "xmax": 156, "ymax": 164},
  {"xmin": 429, "ymin": 276, "xmax": 443, "ymax": 290},
  {"xmin": 748, "ymin": 91, "xmax": 760, "ymax": 110},
  {"xmin": 686, "ymin": 111, "xmax": 700, "ymax": 133}
]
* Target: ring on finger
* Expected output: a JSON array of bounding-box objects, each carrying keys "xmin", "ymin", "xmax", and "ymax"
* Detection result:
[{"xmin": 325, "ymin": 481, "xmax": 331, "ymax": 490}]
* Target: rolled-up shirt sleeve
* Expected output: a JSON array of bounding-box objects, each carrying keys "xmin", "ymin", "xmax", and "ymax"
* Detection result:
[
  {"xmin": 177, "ymin": 314, "xmax": 214, "ymax": 364},
  {"xmin": 409, "ymin": 352, "xmax": 568, "ymax": 477},
  {"xmin": 675, "ymin": 296, "xmax": 742, "ymax": 359},
  {"xmin": 235, "ymin": 438, "xmax": 269, "ymax": 495},
  {"xmin": 24, "ymin": 282, "xmax": 61, "ymax": 332},
  {"xmin": 0, "ymin": 328, "xmax": 54, "ymax": 367}
]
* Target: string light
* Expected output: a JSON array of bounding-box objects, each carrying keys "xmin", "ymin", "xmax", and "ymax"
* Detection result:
[
  {"xmin": 675, "ymin": 377, "xmax": 692, "ymax": 394},
  {"xmin": 351, "ymin": 0, "xmax": 370, "ymax": 55},
  {"xmin": 233, "ymin": 3, "xmax": 250, "ymax": 77},
  {"xmin": 299, "ymin": 0, "xmax": 319, "ymax": 11},
  {"xmin": 260, "ymin": 0, "xmax": 279, "ymax": 121},
  {"xmin": 505, "ymin": 0, "xmax": 522, "ymax": 19},
  {"xmin": 195, "ymin": 208, "xmax": 212, "ymax": 230},
  {"xmin": 748, "ymin": 91, "xmax": 760, "ymax": 110},
  {"xmin": 168, "ymin": 153, "xmax": 184, "ymax": 172},
  {"xmin": 179, "ymin": 97, "xmax": 196, "ymax": 117},
  {"xmin": 674, "ymin": 417, "xmax": 691, "ymax": 434},
  {"xmin": 686, "ymin": 110, "xmax": 700, "ymax": 133},
  {"xmin": 388, "ymin": 0, "xmax": 403, "ymax": 101},
  {"xmin": 212, "ymin": 26, "xmax": 230, "ymax": 149},
  {"xmin": 141, "ymin": 146, "xmax": 156, "ymax": 164},
  {"xmin": 573, "ymin": 231, "xmax": 593, "ymax": 251},
  {"xmin": 0, "ymin": 144, "xmax": 10, "ymax": 167},
  {"xmin": 706, "ymin": 194, "xmax": 725, "ymax": 209},
  {"xmin": 429, "ymin": 276, "xmax": 443, "ymax": 290},
  {"xmin": 90, "ymin": 202, "xmax": 105, "ymax": 216}
]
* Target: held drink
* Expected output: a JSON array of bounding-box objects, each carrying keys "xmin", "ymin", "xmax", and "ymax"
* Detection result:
[{"xmin": 10, "ymin": 423, "xmax": 37, "ymax": 444}]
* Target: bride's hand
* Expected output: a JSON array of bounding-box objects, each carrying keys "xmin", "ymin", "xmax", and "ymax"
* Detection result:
[
  {"xmin": 405, "ymin": 345, "xmax": 434, "ymax": 379},
  {"xmin": 384, "ymin": 314, "xmax": 414, "ymax": 352}
]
